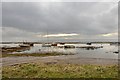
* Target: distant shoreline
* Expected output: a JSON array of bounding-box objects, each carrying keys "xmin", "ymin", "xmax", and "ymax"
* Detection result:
[{"xmin": 1, "ymin": 41, "xmax": 119, "ymax": 44}]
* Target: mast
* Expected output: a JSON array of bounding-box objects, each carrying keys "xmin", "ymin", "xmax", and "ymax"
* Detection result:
[{"xmin": 47, "ymin": 28, "xmax": 49, "ymax": 52}]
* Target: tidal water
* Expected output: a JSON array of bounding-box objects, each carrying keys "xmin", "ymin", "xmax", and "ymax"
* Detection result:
[{"xmin": 1, "ymin": 43, "xmax": 118, "ymax": 59}]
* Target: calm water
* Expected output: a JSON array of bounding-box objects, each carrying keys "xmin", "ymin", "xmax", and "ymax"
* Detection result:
[{"xmin": 1, "ymin": 43, "xmax": 118, "ymax": 59}]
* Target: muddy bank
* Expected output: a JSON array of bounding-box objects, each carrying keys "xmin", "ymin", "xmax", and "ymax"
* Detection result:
[
  {"xmin": 1, "ymin": 43, "xmax": 34, "ymax": 53},
  {"xmin": 2, "ymin": 55, "xmax": 118, "ymax": 66}
]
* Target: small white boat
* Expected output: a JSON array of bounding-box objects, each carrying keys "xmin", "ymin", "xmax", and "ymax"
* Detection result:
[{"xmin": 57, "ymin": 44, "xmax": 64, "ymax": 48}]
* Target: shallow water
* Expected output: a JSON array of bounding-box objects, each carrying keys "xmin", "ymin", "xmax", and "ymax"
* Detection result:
[{"xmin": 1, "ymin": 43, "xmax": 118, "ymax": 59}]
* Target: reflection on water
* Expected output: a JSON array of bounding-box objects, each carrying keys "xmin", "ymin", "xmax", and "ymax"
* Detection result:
[{"xmin": 1, "ymin": 43, "xmax": 118, "ymax": 59}]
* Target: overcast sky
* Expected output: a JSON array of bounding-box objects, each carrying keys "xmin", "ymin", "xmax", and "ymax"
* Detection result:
[{"xmin": 1, "ymin": 2, "xmax": 118, "ymax": 42}]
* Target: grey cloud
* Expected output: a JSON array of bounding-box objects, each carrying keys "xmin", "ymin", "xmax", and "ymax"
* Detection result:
[{"xmin": 2, "ymin": 2, "xmax": 118, "ymax": 41}]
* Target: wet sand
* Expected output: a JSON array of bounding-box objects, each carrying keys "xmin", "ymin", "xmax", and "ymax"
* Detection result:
[{"xmin": 1, "ymin": 55, "xmax": 118, "ymax": 66}]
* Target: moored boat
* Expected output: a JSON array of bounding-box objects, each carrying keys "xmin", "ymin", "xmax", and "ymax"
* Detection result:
[
  {"xmin": 64, "ymin": 45, "xmax": 75, "ymax": 48},
  {"xmin": 86, "ymin": 42, "xmax": 92, "ymax": 45},
  {"xmin": 42, "ymin": 44, "xmax": 51, "ymax": 47},
  {"xmin": 51, "ymin": 43, "xmax": 57, "ymax": 46},
  {"xmin": 19, "ymin": 44, "xmax": 30, "ymax": 47}
]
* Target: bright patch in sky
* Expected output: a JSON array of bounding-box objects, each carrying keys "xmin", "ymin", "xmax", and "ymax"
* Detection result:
[
  {"xmin": 100, "ymin": 32, "xmax": 118, "ymax": 37},
  {"xmin": 41, "ymin": 33, "xmax": 79, "ymax": 37},
  {"xmin": 2, "ymin": 2, "xmax": 118, "ymax": 42}
]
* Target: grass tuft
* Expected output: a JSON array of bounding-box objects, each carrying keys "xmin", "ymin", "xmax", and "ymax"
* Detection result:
[{"xmin": 2, "ymin": 63, "xmax": 118, "ymax": 78}]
